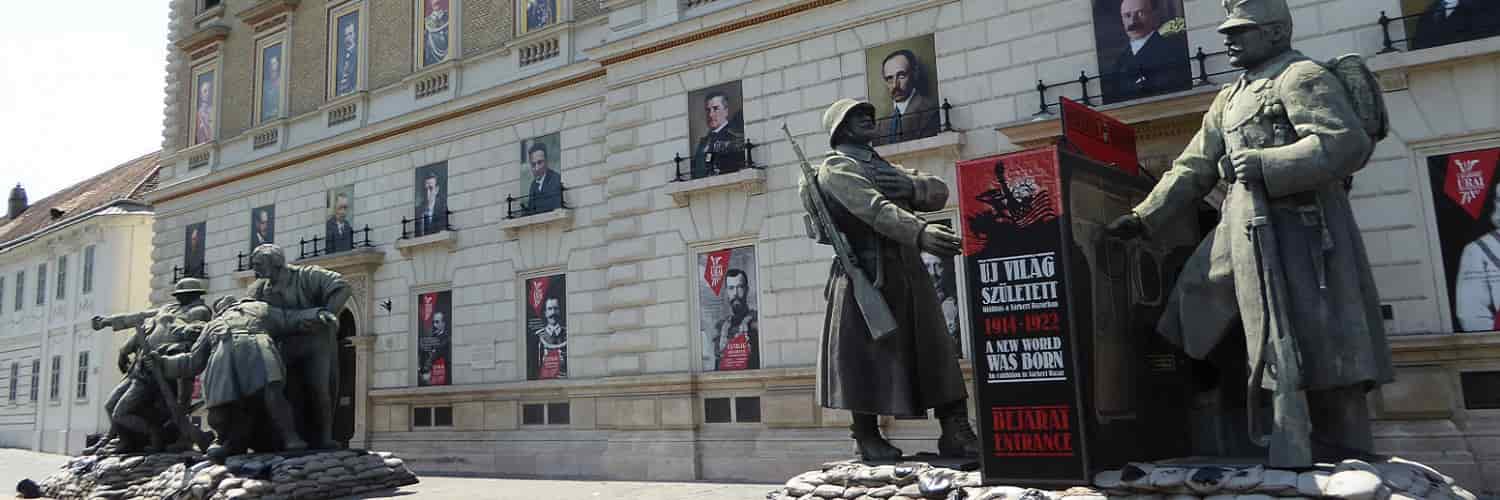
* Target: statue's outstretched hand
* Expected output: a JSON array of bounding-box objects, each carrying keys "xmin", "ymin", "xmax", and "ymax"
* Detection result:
[
  {"xmin": 919, "ymin": 223, "xmax": 962, "ymax": 257},
  {"xmin": 91, "ymin": 316, "xmax": 107, "ymax": 331},
  {"xmin": 1104, "ymin": 213, "xmax": 1146, "ymax": 240}
]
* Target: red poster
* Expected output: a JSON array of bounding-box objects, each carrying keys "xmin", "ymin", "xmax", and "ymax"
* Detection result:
[
  {"xmin": 430, "ymin": 357, "xmax": 447, "ymax": 386},
  {"xmin": 718, "ymin": 328, "xmax": 752, "ymax": 371},
  {"xmin": 958, "ymin": 147, "xmax": 1061, "ymax": 256},
  {"xmin": 540, "ymin": 348, "xmax": 562, "ymax": 379},
  {"xmin": 1061, "ymin": 97, "xmax": 1138, "ymax": 175},
  {"xmin": 529, "ymin": 277, "xmax": 550, "ymax": 316},
  {"xmin": 703, "ymin": 249, "xmax": 733, "ymax": 296},
  {"xmin": 1444, "ymin": 149, "xmax": 1500, "ymax": 220},
  {"xmin": 421, "ymin": 293, "xmax": 435, "ymax": 323}
]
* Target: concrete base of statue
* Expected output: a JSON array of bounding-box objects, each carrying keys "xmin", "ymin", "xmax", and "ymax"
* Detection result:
[
  {"xmin": 767, "ymin": 456, "xmax": 1482, "ymax": 500},
  {"xmin": 38, "ymin": 449, "xmax": 418, "ymax": 500}
]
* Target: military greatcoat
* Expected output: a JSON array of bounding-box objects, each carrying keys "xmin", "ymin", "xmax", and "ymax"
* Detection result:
[
  {"xmin": 810, "ymin": 143, "xmax": 967, "ymax": 416},
  {"xmin": 160, "ymin": 300, "xmax": 295, "ymax": 408},
  {"xmin": 1132, "ymin": 50, "xmax": 1394, "ymax": 390}
]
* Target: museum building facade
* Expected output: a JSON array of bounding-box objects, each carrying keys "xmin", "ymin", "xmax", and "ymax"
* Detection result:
[
  {"xmin": 0, "ymin": 154, "xmax": 162, "ymax": 455},
  {"xmin": 147, "ymin": 0, "xmax": 1500, "ymax": 487}
]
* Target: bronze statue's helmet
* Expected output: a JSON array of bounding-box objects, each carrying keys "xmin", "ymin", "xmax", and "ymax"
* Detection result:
[
  {"xmin": 172, "ymin": 277, "xmax": 207, "ymax": 296},
  {"xmin": 822, "ymin": 98, "xmax": 876, "ymax": 147},
  {"xmin": 1218, "ymin": 0, "xmax": 1292, "ymax": 34}
]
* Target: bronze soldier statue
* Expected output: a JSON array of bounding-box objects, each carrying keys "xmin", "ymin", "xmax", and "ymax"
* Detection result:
[
  {"xmin": 87, "ymin": 277, "xmax": 212, "ymax": 455},
  {"xmin": 1105, "ymin": 0, "xmax": 1393, "ymax": 465},
  {"xmin": 800, "ymin": 98, "xmax": 978, "ymax": 460},
  {"xmin": 247, "ymin": 244, "xmax": 350, "ymax": 449}
]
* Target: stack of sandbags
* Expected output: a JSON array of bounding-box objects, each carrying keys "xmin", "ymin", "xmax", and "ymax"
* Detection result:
[
  {"xmin": 1090, "ymin": 458, "xmax": 1476, "ymax": 500},
  {"xmin": 38, "ymin": 449, "xmax": 418, "ymax": 500},
  {"xmin": 39, "ymin": 452, "xmax": 203, "ymax": 499}
]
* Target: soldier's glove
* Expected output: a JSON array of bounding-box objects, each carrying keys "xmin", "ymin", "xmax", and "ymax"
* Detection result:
[
  {"xmin": 919, "ymin": 223, "xmax": 962, "ymax": 257},
  {"xmin": 1104, "ymin": 213, "xmax": 1146, "ymax": 240},
  {"xmin": 91, "ymin": 316, "xmax": 107, "ymax": 331},
  {"xmin": 1230, "ymin": 149, "xmax": 1263, "ymax": 185},
  {"xmin": 872, "ymin": 168, "xmax": 915, "ymax": 200}
]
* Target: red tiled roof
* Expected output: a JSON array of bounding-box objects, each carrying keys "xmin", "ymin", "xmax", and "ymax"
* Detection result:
[{"xmin": 0, "ymin": 151, "xmax": 161, "ymax": 247}]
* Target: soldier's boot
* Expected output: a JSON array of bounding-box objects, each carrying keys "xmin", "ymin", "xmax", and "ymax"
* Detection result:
[
  {"xmin": 850, "ymin": 413, "xmax": 903, "ymax": 462},
  {"xmin": 935, "ymin": 400, "xmax": 980, "ymax": 459}
]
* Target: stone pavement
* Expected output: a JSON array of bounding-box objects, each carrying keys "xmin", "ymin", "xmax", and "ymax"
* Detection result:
[{"xmin": 0, "ymin": 448, "xmax": 779, "ymax": 500}]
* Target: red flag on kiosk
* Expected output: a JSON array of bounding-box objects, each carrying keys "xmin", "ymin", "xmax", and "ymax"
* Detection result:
[{"xmin": 1059, "ymin": 97, "xmax": 1139, "ymax": 175}]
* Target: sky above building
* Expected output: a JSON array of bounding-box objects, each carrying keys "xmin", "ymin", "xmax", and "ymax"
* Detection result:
[{"xmin": 0, "ymin": 1, "xmax": 169, "ymax": 202}]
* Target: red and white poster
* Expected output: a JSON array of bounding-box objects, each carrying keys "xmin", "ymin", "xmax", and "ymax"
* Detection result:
[
  {"xmin": 525, "ymin": 275, "xmax": 567, "ymax": 380},
  {"xmin": 1429, "ymin": 147, "xmax": 1500, "ymax": 332},
  {"xmin": 697, "ymin": 246, "xmax": 759, "ymax": 371},
  {"xmin": 417, "ymin": 291, "xmax": 452, "ymax": 386}
]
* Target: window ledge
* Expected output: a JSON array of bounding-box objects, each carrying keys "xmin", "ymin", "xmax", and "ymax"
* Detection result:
[
  {"xmin": 995, "ymin": 85, "xmax": 1222, "ymax": 148},
  {"xmin": 232, "ymin": 269, "xmax": 257, "ymax": 285},
  {"xmin": 498, "ymin": 209, "xmax": 574, "ymax": 237},
  {"xmin": 294, "ymin": 247, "xmax": 386, "ymax": 275},
  {"xmin": 395, "ymin": 230, "xmax": 457, "ymax": 258},
  {"xmin": 873, "ymin": 130, "xmax": 964, "ymax": 161},
  {"xmin": 1368, "ymin": 36, "xmax": 1500, "ymax": 77},
  {"xmin": 663, "ymin": 168, "xmax": 766, "ymax": 208}
]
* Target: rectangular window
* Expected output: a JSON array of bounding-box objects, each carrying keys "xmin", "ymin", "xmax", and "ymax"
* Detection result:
[
  {"xmin": 82, "ymin": 246, "xmax": 95, "ymax": 294},
  {"xmin": 29, "ymin": 359, "xmax": 39, "ymax": 402},
  {"xmin": 704, "ymin": 397, "xmax": 731, "ymax": 423},
  {"xmin": 8, "ymin": 363, "xmax": 17, "ymax": 402},
  {"xmin": 546, "ymin": 402, "xmax": 569, "ymax": 425},
  {"xmin": 13, "ymin": 271, "xmax": 22, "ymax": 311},
  {"xmin": 35, "ymin": 263, "xmax": 46, "ymax": 306},
  {"xmin": 199, "ymin": 0, "xmax": 222, "ymax": 13},
  {"xmin": 412, "ymin": 406, "xmax": 453, "ymax": 428},
  {"xmin": 434, "ymin": 406, "xmax": 454, "ymax": 427},
  {"xmin": 413, "ymin": 407, "xmax": 433, "ymax": 427},
  {"xmin": 1462, "ymin": 371, "xmax": 1500, "ymax": 410},
  {"xmin": 704, "ymin": 396, "xmax": 761, "ymax": 423},
  {"xmin": 56, "ymin": 255, "xmax": 67, "ymax": 300},
  {"xmin": 327, "ymin": 3, "xmax": 363, "ymax": 99},
  {"xmin": 0, "ymin": 276, "xmax": 5, "ymax": 316},
  {"xmin": 75, "ymin": 352, "xmax": 89, "ymax": 400},
  {"xmin": 522, "ymin": 403, "xmax": 545, "ymax": 425},
  {"xmin": 49, "ymin": 356, "xmax": 60, "ymax": 401}
]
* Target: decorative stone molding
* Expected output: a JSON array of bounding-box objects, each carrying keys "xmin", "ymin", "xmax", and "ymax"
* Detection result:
[
  {"xmin": 191, "ymin": 3, "xmax": 226, "ymax": 29},
  {"xmin": 394, "ymin": 230, "xmax": 456, "ymax": 259},
  {"xmin": 236, "ymin": 0, "xmax": 300, "ymax": 33},
  {"xmin": 519, "ymin": 37, "xmax": 561, "ymax": 66},
  {"xmin": 173, "ymin": 24, "xmax": 230, "ymax": 56},
  {"xmin": 405, "ymin": 61, "xmax": 458, "ymax": 102},
  {"xmin": 996, "ymin": 86, "xmax": 1220, "ymax": 148},
  {"xmin": 252, "ymin": 128, "xmax": 279, "ymax": 149},
  {"xmin": 872, "ymin": 131, "xmax": 963, "ymax": 162},
  {"xmin": 415, "ymin": 72, "xmax": 449, "ymax": 99},
  {"xmin": 186, "ymin": 147, "xmax": 213, "ymax": 170},
  {"xmin": 662, "ymin": 168, "xmax": 765, "ymax": 208},
  {"xmin": 497, "ymin": 208, "xmax": 573, "ymax": 238},
  {"xmin": 328, "ymin": 102, "xmax": 358, "ymax": 126},
  {"xmin": 293, "ymin": 247, "xmax": 385, "ymax": 276}
]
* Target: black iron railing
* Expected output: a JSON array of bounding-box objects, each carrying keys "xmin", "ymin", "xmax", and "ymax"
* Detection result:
[
  {"xmin": 871, "ymin": 99, "xmax": 955, "ymax": 147},
  {"xmin": 1378, "ymin": 8, "xmax": 1500, "ymax": 53},
  {"xmin": 402, "ymin": 211, "xmax": 454, "ymax": 239},
  {"xmin": 236, "ymin": 252, "xmax": 249, "ymax": 272},
  {"xmin": 172, "ymin": 262, "xmax": 207, "ymax": 282},
  {"xmin": 673, "ymin": 139, "xmax": 759, "ymax": 181},
  {"xmin": 1032, "ymin": 47, "xmax": 1240, "ymax": 116},
  {"xmin": 507, "ymin": 186, "xmax": 569, "ymax": 219}
]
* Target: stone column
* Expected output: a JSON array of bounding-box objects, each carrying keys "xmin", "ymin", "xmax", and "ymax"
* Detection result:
[{"xmin": 349, "ymin": 335, "xmax": 377, "ymax": 450}]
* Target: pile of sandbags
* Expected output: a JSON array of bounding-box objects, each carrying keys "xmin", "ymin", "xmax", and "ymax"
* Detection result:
[
  {"xmin": 40, "ymin": 452, "xmax": 203, "ymax": 499},
  {"xmin": 38, "ymin": 449, "xmax": 418, "ymax": 500}
]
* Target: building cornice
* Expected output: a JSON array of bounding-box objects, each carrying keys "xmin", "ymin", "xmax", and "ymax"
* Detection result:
[
  {"xmin": 172, "ymin": 24, "xmax": 231, "ymax": 54},
  {"xmin": 0, "ymin": 200, "xmax": 153, "ymax": 255},
  {"xmin": 589, "ymin": 0, "xmax": 843, "ymax": 67},
  {"xmin": 995, "ymin": 85, "xmax": 1222, "ymax": 148}
]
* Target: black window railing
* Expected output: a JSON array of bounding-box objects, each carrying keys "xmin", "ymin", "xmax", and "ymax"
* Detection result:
[
  {"xmin": 506, "ymin": 187, "xmax": 569, "ymax": 219},
  {"xmin": 1032, "ymin": 47, "xmax": 1240, "ymax": 116},
  {"xmin": 236, "ymin": 252, "xmax": 249, "ymax": 273},
  {"xmin": 173, "ymin": 262, "xmax": 207, "ymax": 282},
  {"xmin": 1378, "ymin": 8, "xmax": 1500, "ymax": 54},
  {"xmin": 871, "ymin": 99, "xmax": 955, "ymax": 147},
  {"xmin": 402, "ymin": 210, "xmax": 454, "ymax": 239},
  {"xmin": 303, "ymin": 225, "xmax": 374, "ymax": 258},
  {"xmin": 673, "ymin": 139, "xmax": 759, "ymax": 182}
]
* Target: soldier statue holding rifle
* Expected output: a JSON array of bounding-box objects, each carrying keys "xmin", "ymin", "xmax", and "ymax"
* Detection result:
[
  {"xmin": 1104, "ymin": 0, "xmax": 1393, "ymax": 466},
  {"xmin": 792, "ymin": 98, "xmax": 978, "ymax": 461}
]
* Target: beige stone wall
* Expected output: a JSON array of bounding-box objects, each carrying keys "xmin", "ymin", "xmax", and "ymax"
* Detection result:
[
  {"xmin": 462, "ymin": 0, "xmax": 510, "ymax": 59},
  {"xmin": 369, "ymin": 0, "xmax": 415, "ymax": 91},
  {"xmin": 215, "ymin": 13, "xmax": 256, "ymax": 142},
  {"xmin": 573, "ymin": 0, "xmax": 604, "ymax": 22},
  {"xmin": 289, "ymin": 0, "xmax": 329, "ymax": 117}
]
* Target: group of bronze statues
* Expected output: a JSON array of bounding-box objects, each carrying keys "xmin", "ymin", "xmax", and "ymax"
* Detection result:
[
  {"xmin": 800, "ymin": 0, "xmax": 1393, "ymax": 467},
  {"xmin": 89, "ymin": 244, "xmax": 348, "ymax": 463}
]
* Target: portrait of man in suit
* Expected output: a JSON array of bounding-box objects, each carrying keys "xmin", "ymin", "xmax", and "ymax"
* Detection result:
[
  {"xmin": 183, "ymin": 223, "xmax": 206, "ymax": 276},
  {"xmin": 334, "ymin": 11, "xmax": 360, "ymax": 96},
  {"xmin": 878, "ymin": 49, "xmax": 940, "ymax": 144},
  {"xmin": 250, "ymin": 206, "xmax": 275, "ymax": 250},
  {"xmin": 259, "ymin": 44, "xmax": 282, "ymax": 123},
  {"xmin": 525, "ymin": 0, "xmax": 556, "ymax": 33},
  {"xmin": 324, "ymin": 187, "xmax": 355, "ymax": 253},
  {"xmin": 1410, "ymin": 0, "xmax": 1500, "ymax": 50},
  {"xmin": 687, "ymin": 82, "xmax": 746, "ymax": 179},
  {"xmin": 522, "ymin": 140, "xmax": 563, "ymax": 215},
  {"xmin": 1096, "ymin": 0, "xmax": 1192, "ymax": 104},
  {"xmin": 414, "ymin": 163, "xmax": 448, "ymax": 236}
]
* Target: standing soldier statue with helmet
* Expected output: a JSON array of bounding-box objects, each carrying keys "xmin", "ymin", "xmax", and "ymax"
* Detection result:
[
  {"xmin": 793, "ymin": 98, "xmax": 979, "ymax": 461},
  {"xmin": 86, "ymin": 277, "xmax": 213, "ymax": 455},
  {"xmin": 1104, "ymin": 0, "xmax": 1393, "ymax": 466}
]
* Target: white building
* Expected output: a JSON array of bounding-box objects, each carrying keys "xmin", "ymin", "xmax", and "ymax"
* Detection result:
[
  {"xmin": 0, "ymin": 153, "xmax": 160, "ymax": 454},
  {"xmin": 145, "ymin": 0, "xmax": 1500, "ymax": 489}
]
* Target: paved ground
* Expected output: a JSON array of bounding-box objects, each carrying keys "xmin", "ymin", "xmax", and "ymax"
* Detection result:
[{"xmin": 0, "ymin": 448, "xmax": 779, "ymax": 500}]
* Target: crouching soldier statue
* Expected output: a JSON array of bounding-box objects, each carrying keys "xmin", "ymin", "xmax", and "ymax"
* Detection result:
[
  {"xmin": 85, "ymin": 278, "xmax": 212, "ymax": 455},
  {"xmin": 146, "ymin": 296, "xmax": 325, "ymax": 463}
]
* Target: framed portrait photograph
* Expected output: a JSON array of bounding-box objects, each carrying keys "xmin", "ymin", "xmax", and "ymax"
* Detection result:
[
  {"xmin": 1428, "ymin": 147, "xmax": 1500, "ymax": 333},
  {"xmin": 249, "ymin": 205, "xmax": 276, "ymax": 251},
  {"xmin": 525, "ymin": 274, "xmax": 567, "ymax": 380},
  {"xmin": 417, "ymin": 290, "xmax": 453, "ymax": 386},
  {"xmin": 256, "ymin": 39, "xmax": 285, "ymax": 124},
  {"xmin": 921, "ymin": 218, "xmax": 968, "ymax": 357},
  {"xmin": 328, "ymin": 4, "xmax": 362, "ymax": 98},
  {"xmin": 416, "ymin": 0, "xmax": 451, "ymax": 68},
  {"xmin": 413, "ymin": 162, "xmax": 448, "ymax": 237},
  {"xmin": 191, "ymin": 68, "xmax": 216, "ymax": 145},
  {"xmin": 325, "ymin": 185, "xmax": 356, "ymax": 253},
  {"xmin": 864, "ymin": 35, "xmax": 942, "ymax": 146},
  {"xmin": 518, "ymin": 0, "xmax": 559, "ymax": 35},
  {"xmin": 183, "ymin": 222, "xmax": 206, "ymax": 276},
  {"xmin": 685, "ymin": 81, "xmax": 747, "ymax": 180},
  {"xmin": 1400, "ymin": 0, "xmax": 1500, "ymax": 50},
  {"xmin": 1091, "ymin": 0, "xmax": 1192, "ymax": 104},
  {"xmin": 697, "ymin": 246, "xmax": 760, "ymax": 372},
  {"xmin": 518, "ymin": 133, "xmax": 563, "ymax": 216}
]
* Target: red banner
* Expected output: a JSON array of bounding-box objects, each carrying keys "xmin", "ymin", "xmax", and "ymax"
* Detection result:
[
  {"xmin": 958, "ymin": 147, "xmax": 1061, "ymax": 256},
  {"xmin": 718, "ymin": 326, "xmax": 752, "ymax": 371},
  {"xmin": 1444, "ymin": 149, "xmax": 1500, "ymax": 220},
  {"xmin": 430, "ymin": 357, "xmax": 448, "ymax": 386},
  {"xmin": 540, "ymin": 348, "xmax": 563, "ymax": 379},
  {"xmin": 703, "ymin": 248, "xmax": 733, "ymax": 296},
  {"xmin": 529, "ymin": 277, "xmax": 550, "ymax": 316},
  {"xmin": 1061, "ymin": 97, "xmax": 1138, "ymax": 175}
]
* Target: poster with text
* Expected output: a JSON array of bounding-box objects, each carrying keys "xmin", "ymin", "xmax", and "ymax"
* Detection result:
[
  {"xmin": 922, "ymin": 219, "xmax": 965, "ymax": 356},
  {"xmin": 1093, "ymin": 0, "xmax": 1191, "ymax": 104},
  {"xmin": 417, "ymin": 291, "xmax": 452, "ymax": 386},
  {"xmin": 525, "ymin": 275, "xmax": 567, "ymax": 380},
  {"xmin": 958, "ymin": 146, "xmax": 1085, "ymax": 484},
  {"xmin": 697, "ymin": 246, "xmax": 760, "ymax": 371},
  {"xmin": 1428, "ymin": 147, "xmax": 1500, "ymax": 332}
]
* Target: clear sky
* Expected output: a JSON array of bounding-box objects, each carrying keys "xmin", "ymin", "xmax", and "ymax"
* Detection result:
[{"xmin": 0, "ymin": 1, "xmax": 170, "ymax": 202}]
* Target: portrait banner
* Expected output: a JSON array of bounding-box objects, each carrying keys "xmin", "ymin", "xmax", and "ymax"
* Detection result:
[
  {"xmin": 921, "ymin": 219, "xmax": 966, "ymax": 357},
  {"xmin": 417, "ymin": 291, "xmax": 452, "ymax": 386},
  {"xmin": 697, "ymin": 246, "xmax": 759, "ymax": 372},
  {"xmin": 525, "ymin": 275, "xmax": 567, "ymax": 380},
  {"xmin": 1401, "ymin": 0, "xmax": 1500, "ymax": 50},
  {"xmin": 1092, "ymin": 0, "xmax": 1191, "ymax": 104},
  {"xmin": 519, "ymin": 133, "xmax": 563, "ymax": 215},
  {"xmin": 521, "ymin": 0, "xmax": 558, "ymax": 34},
  {"xmin": 193, "ymin": 70, "xmax": 216, "ymax": 145},
  {"xmin": 686, "ymin": 81, "xmax": 746, "ymax": 179},
  {"xmin": 325, "ymin": 185, "xmax": 356, "ymax": 253},
  {"xmin": 413, "ymin": 162, "xmax": 448, "ymax": 237},
  {"xmin": 420, "ymin": 0, "xmax": 451, "ymax": 67},
  {"xmin": 958, "ymin": 146, "xmax": 1085, "ymax": 484},
  {"xmin": 1429, "ymin": 147, "xmax": 1500, "ymax": 333},
  {"xmin": 259, "ymin": 43, "xmax": 283, "ymax": 123},
  {"xmin": 865, "ymin": 35, "xmax": 942, "ymax": 145},
  {"xmin": 183, "ymin": 222, "xmax": 206, "ymax": 276},
  {"xmin": 249, "ymin": 205, "xmax": 275, "ymax": 251},
  {"xmin": 333, "ymin": 10, "xmax": 360, "ymax": 97}
]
